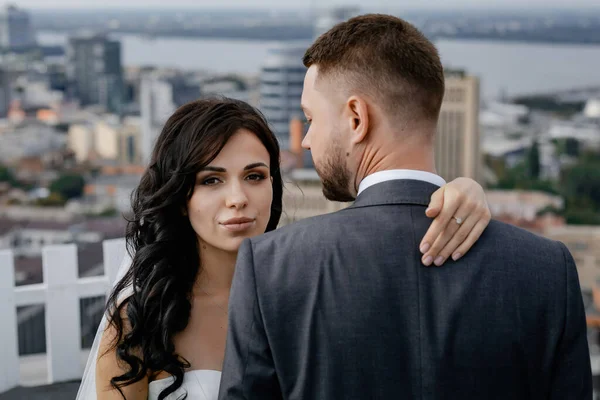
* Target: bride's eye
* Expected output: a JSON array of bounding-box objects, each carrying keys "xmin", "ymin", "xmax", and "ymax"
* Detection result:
[
  {"xmin": 201, "ymin": 177, "xmax": 221, "ymax": 185},
  {"xmin": 246, "ymin": 173, "xmax": 266, "ymax": 182}
]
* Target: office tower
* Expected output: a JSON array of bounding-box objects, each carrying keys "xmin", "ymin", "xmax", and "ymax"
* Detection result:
[
  {"xmin": 66, "ymin": 34, "xmax": 124, "ymax": 114},
  {"xmin": 0, "ymin": 68, "xmax": 10, "ymax": 117},
  {"xmin": 259, "ymin": 42, "xmax": 308, "ymax": 151},
  {"xmin": 0, "ymin": 5, "xmax": 35, "ymax": 50},
  {"xmin": 435, "ymin": 70, "xmax": 481, "ymax": 183}
]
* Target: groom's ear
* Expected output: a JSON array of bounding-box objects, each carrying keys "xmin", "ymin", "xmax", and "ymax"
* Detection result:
[{"xmin": 347, "ymin": 95, "xmax": 369, "ymax": 145}]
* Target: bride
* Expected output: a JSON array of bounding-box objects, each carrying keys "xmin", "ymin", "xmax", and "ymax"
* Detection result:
[{"xmin": 77, "ymin": 98, "xmax": 491, "ymax": 400}]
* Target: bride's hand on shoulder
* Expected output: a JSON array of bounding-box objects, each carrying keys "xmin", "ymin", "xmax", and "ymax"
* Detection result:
[{"xmin": 419, "ymin": 177, "xmax": 491, "ymax": 267}]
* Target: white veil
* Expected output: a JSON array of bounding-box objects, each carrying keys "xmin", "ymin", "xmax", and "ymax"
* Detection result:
[{"xmin": 76, "ymin": 252, "xmax": 134, "ymax": 400}]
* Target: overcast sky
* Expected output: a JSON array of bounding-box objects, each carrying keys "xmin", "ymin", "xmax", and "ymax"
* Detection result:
[{"xmin": 10, "ymin": 0, "xmax": 600, "ymax": 10}]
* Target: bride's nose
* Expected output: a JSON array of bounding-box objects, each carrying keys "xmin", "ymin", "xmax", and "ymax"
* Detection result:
[{"xmin": 225, "ymin": 181, "xmax": 249, "ymax": 209}]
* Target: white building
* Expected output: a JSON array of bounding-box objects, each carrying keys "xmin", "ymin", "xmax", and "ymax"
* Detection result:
[
  {"xmin": 0, "ymin": 122, "xmax": 66, "ymax": 164},
  {"xmin": 0, "ymin": 219, "xmax": 104, "ymax": 258},
  {"xmin": 583, "ymin": 98, "xmax": 600, "ymax": 121},
  {"xmin": 201, "ymin": 77, "xmax": 251, "ymax": 104},
  {"xmin": 67, "ymin": 123, "xmax": 95, "ymax": 163},
  {"xmin": 483, "ymin": 135, "xmax": 560, "ymax": 180},
  {"xmin": 67, "ymin": 115, "xmax": 142, "ymax": 165},
  {"xmin": 480, "ymin": 101, "xmax": 530, "ymax": 128},
  {"xmin": 94, "ymin": 117, "xmax": 121, "ymax": 160},
  {"xmin": 546, "ymin": 121, "xmax": 600, "ymax": 149},
  {"xmin": 15, "ymin": 80, "xmax": 63, "ymax": 109},
  {"xmin": 140, "ymin": 75, "xmax": 176, "ymax": 164},
  {"xmin": 83, "ymin": 174, "xmax": 142, "ymax": 213}
]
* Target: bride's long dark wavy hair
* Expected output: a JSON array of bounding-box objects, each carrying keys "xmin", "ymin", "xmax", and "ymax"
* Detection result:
[{"xmin": 104, "ymin": 98, "xmax": 283, "ymax": 399}]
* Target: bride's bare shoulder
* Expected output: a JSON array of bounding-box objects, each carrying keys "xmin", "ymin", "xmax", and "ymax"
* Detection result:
[{"xmin": 96, "ymin": 302, "xmax": 149, "ymax": 400}]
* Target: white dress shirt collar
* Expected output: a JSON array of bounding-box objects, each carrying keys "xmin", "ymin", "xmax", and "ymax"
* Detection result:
[{"xmin": 357, "ymin": 169, "xmax": 446, "ymax": 197}]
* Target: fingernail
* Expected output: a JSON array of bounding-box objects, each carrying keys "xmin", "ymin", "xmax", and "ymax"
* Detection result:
[
  {"xmin": 422, "ymin": 256, "xmax": 433, "ymax": 266},
  {"xmin": 452, "ymin": 252, "xmax": 461, "ymax": 261},
  {"xmin": 420, "ymin": 243, "xmax": 430, "ymax": 253},
  {"xmin": 434, "ymin": 256, "xmax": 444, "ymax": 266}
]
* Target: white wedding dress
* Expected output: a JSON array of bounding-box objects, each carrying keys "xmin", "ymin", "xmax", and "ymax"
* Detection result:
[{"xmin": 148, "ymin": 370, "xmax": 221, "ymax": 400}]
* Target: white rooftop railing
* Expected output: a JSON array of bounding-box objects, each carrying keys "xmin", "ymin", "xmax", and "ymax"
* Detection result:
[{"xmin": 0, "ymin": 238, "xmax": 125, "ymax": 393}]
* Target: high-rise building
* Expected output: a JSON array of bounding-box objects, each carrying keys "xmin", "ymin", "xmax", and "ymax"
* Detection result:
[
  {"xmin": 66, "ymin": 34, "xmax": 124, "ymax": 114},
  {"xmin": 140, "ymin": 75, "xmax": 176, "ymax": 165},
  {"xmin": 434, "ymin": 70, "xmax": 481, "ymax": 183},
  {"xmin": 0, "ymin": 68, "xmax": 11, "ymax": 117},
  {"xmin": 259, "ymin": 6, "xmax": 359, "ymax": 158},
  {"xmin": 259, "ymin": 42, "xmax": 308, "ymax": 151},
  {"xmin": 0, "ymin": 5, "xmax": 35, "ymax": 50}
]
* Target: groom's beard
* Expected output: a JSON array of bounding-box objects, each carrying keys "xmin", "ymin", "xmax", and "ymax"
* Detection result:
[{"xmin": 315, "ymin": 143, "xmax": 355, "ymax": 203}]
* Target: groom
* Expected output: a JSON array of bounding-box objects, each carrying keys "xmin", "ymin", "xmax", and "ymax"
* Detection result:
[{"xmin": 219, "ymin": 14, "xmax": 592, "ymax": 399}]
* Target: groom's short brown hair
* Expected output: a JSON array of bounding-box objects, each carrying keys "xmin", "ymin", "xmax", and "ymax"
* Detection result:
[{"xmin": 303, "ymin": 14, "xmax": 445, "ymax": 123}]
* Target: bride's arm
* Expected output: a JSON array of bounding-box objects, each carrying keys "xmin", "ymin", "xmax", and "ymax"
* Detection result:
[
  {"xmin": 96, "ymin": 306, "xmax": 149, "ymax": 400},
  {"xmin": 420, "ymin": 177, "xmax": 491, "ymax": 266}
]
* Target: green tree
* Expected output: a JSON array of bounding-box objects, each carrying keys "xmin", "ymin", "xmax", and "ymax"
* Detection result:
[
  {"xmin": 490, "ymin": 149, "xmax": 600, "ymax": 225},
  {"xmin": 484, "ymin": 155, "xmax": 507, "ymax": 184},
  {"xmin": 85, "ymin": 207, "xmax": 119, "ymax": 218},
  {"xmin": 49, "ymin": 173, "xmax": 86, "ymax": 200},
  {"xmin": 98, "ymin": 208, "xmax": 118, "ymax": 217},
  {"xmin": 493, "ymin": 160, "xmax": 557, "ymax": 195},
  {"xmin": 0, "ymin": 164, "xmax": 17, "ymax": 185},
  {"xmin": 561, "ymin": 158, "xmax": 600, "ymax": 209},
  {"xmin": 558, "ymin": 156, "xmax": 600, "ymax": 224},
  {"xmin": 527, "ymin": 140, "xmax": 540, "ymax": 179},
  {"xmin": 495, "ymin": 162, "xmax": 530, "ymax": 190},
  {"xmin": 564, "ymin": 138, "xmax": 580, "ymax": 157},
  {"xmin": 36, "ymin": 192, "xmax": 66, "ymax": 207},
  {"xmin": 564, "ymin": 209, "xmax": 600, "ymax": 225},
  {"xmin": 554, "ymin": 138, "xmax": 581, "ymax": 157}
]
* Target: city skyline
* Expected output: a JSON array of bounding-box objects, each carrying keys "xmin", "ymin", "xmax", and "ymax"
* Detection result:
[{"xmin": 8, "ymin": 0, "xmax": 600, "ymax": 10}]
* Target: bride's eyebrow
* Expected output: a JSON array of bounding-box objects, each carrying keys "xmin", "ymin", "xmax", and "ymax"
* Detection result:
[
  {"xmin": 244, "ymin": 162, "xmax": 268, "ymax": 170},
  {"xmin": 199, "ymin": 166, "xmax": 226, "ymax": 172},
  {"xmin": 199, "ymin": 162, "xmax": 268, "ymax": 173}
]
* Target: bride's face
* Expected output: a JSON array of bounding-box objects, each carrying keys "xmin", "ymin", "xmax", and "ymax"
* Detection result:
[{"xmin": 187, "ymin": 129, "xmax": 273, "ymax": 253}]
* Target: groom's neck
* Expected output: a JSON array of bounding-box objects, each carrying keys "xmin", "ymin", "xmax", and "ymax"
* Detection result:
[{"xmin": 352, "ymin": 139, "xmax": 437, "ymax": 194}]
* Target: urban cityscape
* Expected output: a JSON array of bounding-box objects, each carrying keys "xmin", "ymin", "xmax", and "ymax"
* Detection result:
[{"xmin": 0, "ymin": 0, "xmax": 599, "ymax": 398}]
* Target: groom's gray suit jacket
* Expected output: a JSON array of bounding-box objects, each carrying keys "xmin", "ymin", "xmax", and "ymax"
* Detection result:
[{"xmin": 218, "ymin": 179, "xmax": 592, "ymax": 400}]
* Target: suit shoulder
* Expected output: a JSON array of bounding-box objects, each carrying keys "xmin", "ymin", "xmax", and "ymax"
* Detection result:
[
  {"xmin": 486, "ymin": 219, "xmax": 559, "ymax": 244},
  {"xmin": 252, "ymin": 207, "xmax": 352, "ymax": 245},
  {"xmin": 483, "ymin": 219, "xmax": 570, "ymax": 264}
]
